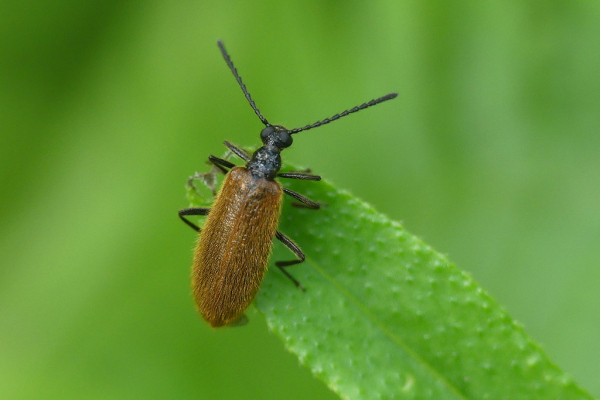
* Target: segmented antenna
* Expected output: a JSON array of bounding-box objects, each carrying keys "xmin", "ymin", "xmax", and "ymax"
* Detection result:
[
  {"xmin": 217, "ymin": 40, "xmax": 270, "ymax": 126},
  {"xmin": 288, "ymin": 92, "xmax": 398, "ymax": 134}
]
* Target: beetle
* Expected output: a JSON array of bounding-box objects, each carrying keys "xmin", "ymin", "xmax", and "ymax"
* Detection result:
[{"xmin": 179, "ymin": 40, "xmax": 397, "ymax": 327}]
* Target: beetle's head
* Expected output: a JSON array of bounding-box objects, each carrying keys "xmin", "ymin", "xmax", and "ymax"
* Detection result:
[{"xmin": 260, "ymin": 125, "xmax": 293, "ymax": 150}]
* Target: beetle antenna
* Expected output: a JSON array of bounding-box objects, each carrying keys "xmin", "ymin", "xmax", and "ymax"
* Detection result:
[
  {"xmin": 217, "ymin": 40, "xmax": 270, "ymax": 126},
  {"xmin": 288, "ymin": 92, "xmax": 398, "ymax": 134}
]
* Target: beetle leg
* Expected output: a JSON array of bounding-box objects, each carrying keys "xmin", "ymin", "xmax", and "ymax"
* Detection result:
[
  {"xmin": 275, "ymin": 231, "xmax": 306, "ymax": 291},
  {"xmin": 291, "ymin": 201, "xmax": 326, "ymax": 209},
  {"xmin": 278, "ymin": 168, "xmax": 322, "ymax": 204},
  {"xmin": 209, "ymin": 155, "xmax": 235, "ymax": 174},
  {"xmin": 283, "ymin": 188, "xmax": 320, "ymax": 209},
  {"xmin": 224, "ymin": 141, "xmax": 252, "ymax": 162},
  {"xmin": 277, "ymin": 171, "xmax": 321, "ymax": 181},
  {"xmin": 178, "ymin": 207, "xmax": 210, "ymax": 232},
  {"xmin": 181, "ymin": 153, "xmax": 234, "ymax": 230}
]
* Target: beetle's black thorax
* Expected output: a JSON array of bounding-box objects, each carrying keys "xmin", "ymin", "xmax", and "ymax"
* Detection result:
[
  {"xmin": 247, "ymin": 146, "xmax": 281, "ymax": 180},
  {"xmin": 247, "ymin": 124, "xmax": 293, "ymax": 180}
]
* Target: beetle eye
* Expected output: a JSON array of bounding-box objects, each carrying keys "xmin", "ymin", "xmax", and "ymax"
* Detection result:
[
  {"xmin": 280, "ymin": 131, "xmax": 293, "ymax": 148},
  {"xmin": 260, "ymin": 126, "xmax": 275, "ymax": 142}
]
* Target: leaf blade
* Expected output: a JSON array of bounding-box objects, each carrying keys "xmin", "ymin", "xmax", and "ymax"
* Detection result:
[
  {"xmin": 188, "ymin": 162, "xmax": 592, "ymax": 399},
  {"xmin": 258, "ymin": 170, "xmax": 592, "ymax": 399}
]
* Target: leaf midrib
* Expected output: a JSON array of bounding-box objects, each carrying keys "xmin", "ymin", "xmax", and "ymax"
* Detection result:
[{"xmin": 304, "ymin": 249, "xmax": 468, "ymax": 400}]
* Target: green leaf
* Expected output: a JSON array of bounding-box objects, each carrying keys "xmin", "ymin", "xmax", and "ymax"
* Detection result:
[{"xmin": 187, "ymin": 161, "xmax": 592, "ymax": 400}]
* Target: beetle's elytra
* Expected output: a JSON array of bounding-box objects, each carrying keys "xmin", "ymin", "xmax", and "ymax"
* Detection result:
[{"xmin": 179, "ymin": 41, "xmax": 397, "ymax": 327}]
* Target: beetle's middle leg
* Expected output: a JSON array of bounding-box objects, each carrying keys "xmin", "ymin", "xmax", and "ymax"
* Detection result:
[
  {"xmin": 282, "ymin": 188, "xmax": 320, "ymax": 210},
  {"xmin": 178, "ymin": 207, "xmax": 210, "ymax": 232}
]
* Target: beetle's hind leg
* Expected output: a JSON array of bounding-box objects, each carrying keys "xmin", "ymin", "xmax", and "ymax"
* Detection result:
[
  {"xmin": 178, "ymin": 207, "xmax": 210, "ymax": 232},
  {"xmin": 275, "ymin": 231, "xmax": 306, "ymax": 292}
]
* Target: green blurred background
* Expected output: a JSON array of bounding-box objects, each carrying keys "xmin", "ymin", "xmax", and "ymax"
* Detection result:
[{"xmin": 1, "ymin": 1, "xmax": 599, "ymax": 399}]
